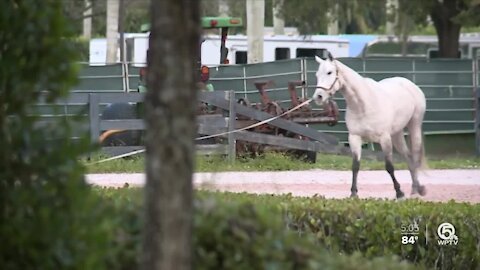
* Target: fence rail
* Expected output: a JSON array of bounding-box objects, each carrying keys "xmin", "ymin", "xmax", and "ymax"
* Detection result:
[{"xmin": 36, "ymin": 91, "xmax": 347, "ymax": 159}]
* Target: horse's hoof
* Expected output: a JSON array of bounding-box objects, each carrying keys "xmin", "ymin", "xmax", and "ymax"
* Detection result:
[
  {"xmin": 418, "ymin": 185, "xmax": 427, "ymax": 196},
  {"xmin": 396, "ymin": 191, "xmax": 405, "ymax": 200},
  {"xmin": 411, "ymin": 185, "xmax": 427, "ymax": 196},
  {"xmin": 350, "ymin": 192, "xmax": 358, "ymax": 199}
]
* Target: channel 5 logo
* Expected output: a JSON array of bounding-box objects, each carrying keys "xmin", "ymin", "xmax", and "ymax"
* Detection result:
[{"xmin": 437, "ymin": 222, "xmax": 459, "ymax": 246}]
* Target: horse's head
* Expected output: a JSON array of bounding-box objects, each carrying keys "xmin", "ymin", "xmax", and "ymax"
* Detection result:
[{"xmin": 313, "ymin": 52, "xmax": 340, "ymax": 106}]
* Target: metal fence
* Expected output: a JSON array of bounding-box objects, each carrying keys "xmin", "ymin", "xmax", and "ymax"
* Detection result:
[{"xmin": 73, "ymin": 62, "xmax": 142, "ymax": 93}]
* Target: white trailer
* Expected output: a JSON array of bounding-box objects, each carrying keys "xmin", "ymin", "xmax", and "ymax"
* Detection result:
[
  {"xmin": 201, "ymin": 34, "xmax": 350, "ymax": 65},
  {"xmin": 89, "ymin": 33, "xmax": 350, "ymax": 66}
]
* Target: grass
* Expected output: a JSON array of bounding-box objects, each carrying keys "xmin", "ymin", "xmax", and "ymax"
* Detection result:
[{"xmin": 83, "ymin": 151, "xmax": 480, "ymax": 174}]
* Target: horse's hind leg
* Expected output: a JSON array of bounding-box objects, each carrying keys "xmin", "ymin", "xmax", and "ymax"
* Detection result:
[
  {"xmin": 380, "ymin": 134, "xmax": 405, "ymax": 199},
  {"xmin": 407, "ymin": 121, "xmax": 427, "ymax": 196},
  {"xmin": 348, "ymin": 134, "xmax": 362, "ymax": 198},
  {"xmin": 392, "ymin": 132, "xmax": 425, "ymax": 196}
]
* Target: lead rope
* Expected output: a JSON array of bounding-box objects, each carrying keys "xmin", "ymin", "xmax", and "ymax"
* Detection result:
[{"xmin": 87, "ymin": 98, "xmax": 312, "ymax": 165}]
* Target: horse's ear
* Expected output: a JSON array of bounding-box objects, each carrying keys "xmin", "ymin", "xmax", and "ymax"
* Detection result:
[
  {"xmin": 327, "ymin": 51, "xmax": 334, "ymax": 61},
  {"xmin": 315, "ymin": 55, "xmax": 324, "ymax": 64}
]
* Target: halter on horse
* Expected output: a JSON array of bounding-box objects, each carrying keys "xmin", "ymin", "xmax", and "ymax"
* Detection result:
[{"xmin": 313, "ymin": 53, "xmax": 427, "ymax": 199}]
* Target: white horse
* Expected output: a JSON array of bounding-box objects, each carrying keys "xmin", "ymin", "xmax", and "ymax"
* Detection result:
[{"xmin": 313, "ymin": 53, "xmax": 427, "ymax": 199}]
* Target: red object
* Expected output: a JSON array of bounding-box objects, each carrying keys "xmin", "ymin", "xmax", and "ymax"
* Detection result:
[
  {"xmin": 200, "ymin": 65, "xmax": 209, "ymax": 82},
  {"xmin": 139, "ymin": 67, "xmax": 147, "ymax": 80},
  {"xmin": 210, "ymin": 20, "xmax": 218, "ymax": 27},
  {"xmin": 230, "ymin": 19, "xmax": 240, "ymax": 24}
]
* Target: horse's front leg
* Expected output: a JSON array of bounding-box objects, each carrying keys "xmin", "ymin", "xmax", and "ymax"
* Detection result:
[
  {"xmin": 348, "ymin": 134, "xmax": 362, "ymax": 198},
  {"xmin": 380, "ymin": 134, "xmax": 405, "ymax": 199}
]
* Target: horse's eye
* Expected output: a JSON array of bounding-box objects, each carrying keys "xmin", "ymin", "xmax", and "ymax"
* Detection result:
[{"xmin": 327, "ymin": 71, "xmax": 332, "ymax": 75}]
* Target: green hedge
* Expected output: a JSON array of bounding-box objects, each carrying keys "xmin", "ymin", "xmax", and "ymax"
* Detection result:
[
  {"xmin": 282, "ymin": 197, "xmax": 480, "ymax": 270},
  {"xmin": 99, "ymin": 189, "xmax": 430, "ymax": 269},
  {"xmin": 204, "ymin": 192, "xmax": 480, "ymax": 270},
  {"xmin": 96, "ymin": 189, "xmax": 480, "ymax": 269}
]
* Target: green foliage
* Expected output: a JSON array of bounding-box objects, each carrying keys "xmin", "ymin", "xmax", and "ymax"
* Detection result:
[
  {"xmin": 93, "ymin": 189, "xmax": 480, "ymax": 269},
  {"xmin": 400, "ymin": 0, "xmax": 480, "ymax": 27},
  {"xmin": 194, "ymin": 197, "xmax": 422, "ymax": 270},
  {"xmin": 72, "ymin": 37, "xmax": 90, "ymax": 62},
  {"xmin": 62, "ymin": 0, "xmax": 150, "ymax": 37},
  {"xmin": 283, "ymin": 197, "xmax": 480, "ymax": 269},
  {"xmin": 96, "ymin": 188, "xmax": 424, "ymax": 269},
  {"xmin": 279, "ymin": 0, "xmax": 386, "ymax": 34},
  {"xmin": 0, "ymin": 1, "xmax": 108, "ymax": 269},
  {"xmin": 202, "ymin": 192, "xmax": 480, "ymax": 269}
]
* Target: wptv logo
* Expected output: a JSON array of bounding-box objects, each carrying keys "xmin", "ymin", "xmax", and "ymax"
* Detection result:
[{"xmin": 437, "ymin": 222, "xmax": 459, "ymax": 246}]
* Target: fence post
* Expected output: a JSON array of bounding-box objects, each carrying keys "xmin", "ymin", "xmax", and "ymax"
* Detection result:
[
  {"xmin": 227, "ymin": 90, "xmax": 236, "ymax": 163},
  {"xmin": 89, "ymin": 93, "xmax": 100, "ymax": 145},
  {"xmin": 476, "ymin": 87, "xmax": 480, "ymax": 156},
  {"xmin": 243, "ymin": 65, "xmax": 247, "ymax": 99},
  {"xmin": 301, "ymin": 58, "xmax": 307, "ymax": 99}
]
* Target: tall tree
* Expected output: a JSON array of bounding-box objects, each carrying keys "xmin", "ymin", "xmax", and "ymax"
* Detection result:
[
  {"xmin": 385, "ymin": 0, "xmax": 399, "ymax": 35},
  {"xmin": 142, "ymin": 0, "xmax": 200, "ymax": 270},
  {"xmin": 106, "ymin": 0, "xmax": 119, "ymax": 63},
  {"xmin": 247, "ymin": 0, "xmax": 265, "ymax": 63},
  {"xmin": 279, "ymin": 0, "xmax": 385, "ymax": 34},
  {"xmin": 279, "ymin": 0, "xmax": 479, "ymax": 58},
  {"xmin": 401, "ymin": 0, "xmax": 480, "ymax": 58},
  {"xmin": 273, "ymin": 0, "xmax": 285, "ymax": 35},
  {"xmin": 82, "ymin": 0, "xmax": 92, "ymax": 39},
  {"xmin": 218, "ymin": 0, "xmax": 230, "ymax": 16}
]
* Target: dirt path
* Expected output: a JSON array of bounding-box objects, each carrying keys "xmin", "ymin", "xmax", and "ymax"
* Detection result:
[{"xmin": 86, "ymin": 169, "xmax": 480, "ymax": 203}]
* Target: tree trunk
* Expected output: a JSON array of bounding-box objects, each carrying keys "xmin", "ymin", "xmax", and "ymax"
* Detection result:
[
  {"xmin": 218, "ymin": 0, "xmax": 229, "ymax": 16},
  {"xmin": 327, "ymin": 3, "xmax": 339, "ymax": 35},
  {"xmin": 247, "ymin": 0, "xmax": 265, "ymax": 63},
  {"xmin": 118, "ymin": 0, "xmax": 125, "ymax": 63},
  {"xmin": 385, "ymin": 0, "xmax": 398, "ymax": 36},
  {"xmin": 142, "ymin": 0, "xmax": 200, "ymax": 269},
  {"xmin": 430, "ymin": 0, "xmax": 463, "ymax": 58},
  {"xmin": 82, "ymin": 0, "xmax": 92, "ymax": 40},
  {"xmin": 272, "ymin": 0, "xmax": 285, "ymax": 35},
  {"xmin": 106, "ymin": 0, "xmax": 119, "ymax": 63}
]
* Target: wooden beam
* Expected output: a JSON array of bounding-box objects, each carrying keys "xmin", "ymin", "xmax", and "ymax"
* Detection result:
[
  {"xmin": 198, "ymin": 124, "xmax": 341, "ymax": 154},
  {"xmin": 198, "ymin": 91, "xmax": 339, "ymax": 145}
]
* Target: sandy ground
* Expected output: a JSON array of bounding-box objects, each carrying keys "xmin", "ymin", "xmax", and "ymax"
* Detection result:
[{"xmin": 86, "ymin": 169, "xmax": 480, "ymax": 203}]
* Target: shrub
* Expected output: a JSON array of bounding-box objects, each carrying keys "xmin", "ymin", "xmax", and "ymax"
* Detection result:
[
  {"xmin": 71, "ymin": 37, "xmax": 90, "ymax": 62},
  {"xmin": 98, "ymin": 188, "xmax": 424, "ymax": 269},
  {"xmin": 195, "ymin": 192, "xmax": 480, "ymax": 270},
  {"xmin": 0, "ymin": 1, "xmax": 109, "ymax": 269},
  {"xmin": 280, "ymin": 197, "xmax": 480, "ymax": 270},
  {"xmin": 193, "ymin": 198, "xmax": 422, "ymax": 270}
]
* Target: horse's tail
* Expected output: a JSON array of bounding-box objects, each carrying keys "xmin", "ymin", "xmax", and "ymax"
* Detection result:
[{"xmin": 408, "ymin": 116, "xmax": 428, "ymax": 173}]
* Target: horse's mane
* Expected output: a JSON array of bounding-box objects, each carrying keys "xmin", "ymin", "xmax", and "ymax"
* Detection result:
[{"xmin": 336, "ymin": 60, "xmax": 373, "ymax": 90}]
